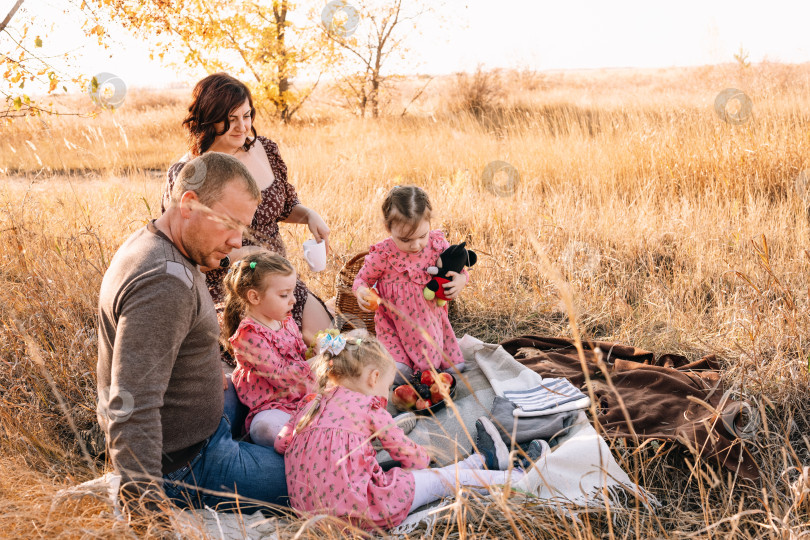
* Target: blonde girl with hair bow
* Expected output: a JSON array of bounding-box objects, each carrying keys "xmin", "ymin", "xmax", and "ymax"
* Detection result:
[{"xmin": 274, "ymin": 333, "xmax": 523, "ymax": 531}]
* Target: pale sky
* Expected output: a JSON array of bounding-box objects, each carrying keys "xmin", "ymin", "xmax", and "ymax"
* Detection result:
[{"xmin": 3, "ymin": 0, "xmax": 810, "ymax": 93}]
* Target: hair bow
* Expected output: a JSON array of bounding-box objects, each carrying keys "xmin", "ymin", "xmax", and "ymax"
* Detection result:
[{"xmin": 318, "ymin": 333, "xmax": 346, "ymax": 356}]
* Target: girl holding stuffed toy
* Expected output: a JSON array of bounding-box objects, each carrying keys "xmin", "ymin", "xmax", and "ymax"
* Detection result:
[
  {"xmin": 353, "ymin": 185, "xmax": 468, "ymax": 383},
  {"xmin": 222, "ymin": 251, "xmax": 316, "ymax": 446},
  {"xmin": 274, "ymin": 333, "xmax": 522, "ymax": 531}
]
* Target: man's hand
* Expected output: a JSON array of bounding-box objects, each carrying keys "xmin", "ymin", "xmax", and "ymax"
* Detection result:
[{"xmin": 119, "ymin": 480, "xmax": 172, "ymax": 535}]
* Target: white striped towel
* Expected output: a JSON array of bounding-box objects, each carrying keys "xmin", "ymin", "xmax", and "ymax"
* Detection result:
[
  {"xmin": 503, "ymin": 378, "xmax": 586, "ymax": 413},
  {"xmin": 460, "ymin": 334, "xmax": 590, "ymax": 418}
]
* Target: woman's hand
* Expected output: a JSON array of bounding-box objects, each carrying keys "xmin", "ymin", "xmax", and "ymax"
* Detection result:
[
  {"xmin": 306, "ymin": 210, "xmax": 330, "ymax": 251},
  {"xmin": 355, "ymin": 286, "xmax": 373, "ymax": 312},
  {"xmin": 441, "ymin": 271, "xmax": 468, "ymax": 300},
  {"xmin": 285, "ymin": 204, "xmax": 331, "ymax": 252}
]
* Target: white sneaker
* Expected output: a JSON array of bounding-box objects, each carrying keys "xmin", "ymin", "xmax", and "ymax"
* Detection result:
[{"xmin": 394, "ymin": 412, "xmax": 418, "ymax": 435}]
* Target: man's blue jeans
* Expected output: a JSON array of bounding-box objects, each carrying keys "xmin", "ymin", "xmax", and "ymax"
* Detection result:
[{"xmin": 162, "ymin": 379, "xmax": 288, "ymax": 511}]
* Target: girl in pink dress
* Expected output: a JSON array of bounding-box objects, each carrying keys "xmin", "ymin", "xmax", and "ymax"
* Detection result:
[
  {"xmin": 352, "ymin": 185, "xmax": 468, "ymax": 383},
  {"xmin": 222, "ymin": 251, "xmax": 316, "ymax": 447},
  {"xmin": 275, "ymin": 333, "xmax": 522, "ymax": 531}
]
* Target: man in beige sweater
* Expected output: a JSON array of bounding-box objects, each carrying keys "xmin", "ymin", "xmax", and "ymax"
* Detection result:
[{"xmin": 97, "ymin": 152, "xmax": 287, "ymax": 518}]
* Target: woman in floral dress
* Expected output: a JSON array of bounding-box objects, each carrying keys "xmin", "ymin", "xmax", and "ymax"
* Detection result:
[{"xmin": 162, "ymin": 72, "xmax": 332, "ymax": 346}]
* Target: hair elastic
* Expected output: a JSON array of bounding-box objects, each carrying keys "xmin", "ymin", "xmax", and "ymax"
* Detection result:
[{"xmin": 249, "ymin": 261, "xmax": 257, "ymax": 269}]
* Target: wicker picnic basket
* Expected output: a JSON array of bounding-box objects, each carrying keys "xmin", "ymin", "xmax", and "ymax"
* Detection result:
[{"xmin": 334, "ymin": 251, "xmax": 376, "ymax": 335}]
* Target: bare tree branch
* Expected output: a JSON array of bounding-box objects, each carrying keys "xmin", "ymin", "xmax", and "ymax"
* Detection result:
[
  {"xmin": 325, "ymin": 0, "xmax": 434, "ymax": 117},
  {"xmin": 286, "ymin": 69, "xmax": 324, "ymax": 118},
  {"xmin": 0, "ymin": 0, "xmax": 25, "ymax": 34},
  {"xmin": 400, "ymin": 75, "xmax": 434, "ymax": 117}
]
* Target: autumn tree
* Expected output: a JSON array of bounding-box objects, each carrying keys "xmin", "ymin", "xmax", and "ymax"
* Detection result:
[
  {"xmin": 84, "ymin": 0, "xmax": 335, "ymax": 122},
  {"xmin": 321, "ymin": 0, "xmax": 435, "ymax": 118},
  {"xmin": 0, "ymin": 0, "xmax": 89, "ymax": 118}
]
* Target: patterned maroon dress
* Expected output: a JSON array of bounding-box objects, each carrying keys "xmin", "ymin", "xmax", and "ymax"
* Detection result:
[{"xmin": 162, "ymin": 135, "xmax": 316, "ymax": 331}]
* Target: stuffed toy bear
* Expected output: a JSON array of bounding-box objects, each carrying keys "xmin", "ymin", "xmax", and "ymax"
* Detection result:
[{"xmin": 423, "ymin": 242, "xmax": 478, "ymax": 307}]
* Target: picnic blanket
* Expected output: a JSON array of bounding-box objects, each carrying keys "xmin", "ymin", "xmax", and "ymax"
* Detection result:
[
  {"xmin": 500, "ymin": 336, "xmax": 760, "ymax": 481},
  {"xmin": 58, "ymin": 335, "xmax": 655, "ymax": 538},
  {"xmin": 458, "ymin": 336, "xmax": 656, "ymax": 514}
]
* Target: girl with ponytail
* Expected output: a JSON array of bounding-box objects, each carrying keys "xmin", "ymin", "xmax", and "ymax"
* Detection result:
[
  {"xmin": 274, "ymin": 333, "xmax": 523, "ymax": 531},
  {"xmin": 222, "ymin": 250, "xmax": 315, "ymax": 446}
]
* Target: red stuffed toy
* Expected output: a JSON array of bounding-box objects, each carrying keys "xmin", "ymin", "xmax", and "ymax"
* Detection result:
[{"xmin": 423, "ymin": 242, "xmax": 477, "ymax": 307}]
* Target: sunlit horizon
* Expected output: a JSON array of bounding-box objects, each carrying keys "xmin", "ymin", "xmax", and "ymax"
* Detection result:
[{"xmin": 3, "ymin": 0, "xmax": 810, "ymax": 94}]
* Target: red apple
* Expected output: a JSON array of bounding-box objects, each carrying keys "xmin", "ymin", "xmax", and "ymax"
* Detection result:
[
  {"xmin": 420, "ymin": 371, "xmax": 434, "ymax": 385},
  {"xmin": 392, "ymin": 385, "xmax": 419, "ymax": 410},
  {"xmin": 415, "ymin": 398, "xmax": 432, "ymax": 410},
  {"xmin": 430, "ymin": 383, "xmax": 444, "ymax": 404},
  {"xmin": 438, "ymin": 372, "xmax": 453, "ymax": 386}
]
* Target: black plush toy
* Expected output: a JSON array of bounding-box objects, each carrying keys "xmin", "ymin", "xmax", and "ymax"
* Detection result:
[{"xmin": 423, "ymin": 242, "xmax": 478, "ymax": 306}]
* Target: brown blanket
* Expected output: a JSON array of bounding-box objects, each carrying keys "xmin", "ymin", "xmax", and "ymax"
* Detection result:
[{"xmin": 500, "ymin": 336, "xmax": 759, "ymax": 481}]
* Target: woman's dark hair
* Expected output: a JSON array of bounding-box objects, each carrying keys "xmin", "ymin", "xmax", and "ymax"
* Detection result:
[{"xmin": 183, "ymin": 72, "xmax": 258, "ymax": 156}]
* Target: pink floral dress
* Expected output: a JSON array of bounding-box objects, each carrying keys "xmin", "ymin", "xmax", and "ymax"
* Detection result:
[
  {"xmin": 352, "ymin": 230, "xmax": 465, "ymax": 371},
  {"xmin": 229, "ymin": 316, "xmax": 315, "ymax": 432},
  {"xmin": 274, "ymin": 386, "xmax": 431, "ymax": 530}
]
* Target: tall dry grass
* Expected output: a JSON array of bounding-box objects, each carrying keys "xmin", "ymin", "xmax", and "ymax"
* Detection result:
[{"xmin": 3, "ymin": 63, "xmax": 810, "ymax": 537}]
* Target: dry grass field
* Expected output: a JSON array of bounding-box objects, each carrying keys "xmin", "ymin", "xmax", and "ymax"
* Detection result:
[{"xmin": 3, "ymin": 62, "xmax": 810, "ymax": 537}]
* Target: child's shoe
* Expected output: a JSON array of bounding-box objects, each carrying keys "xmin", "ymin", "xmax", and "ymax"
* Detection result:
[
  {"xmin": 475, "ymin": 416, "xmax": 510, "ymax": 470},
  {"xmin": 515, "ymin": 438, "xmax": 550, "ymax": 469},
  {"xmin": 394, "ymin": 412, "xmax": 418, "ymax": 435}
]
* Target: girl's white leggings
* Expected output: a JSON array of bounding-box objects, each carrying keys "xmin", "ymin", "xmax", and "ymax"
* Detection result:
[
  {"xmin": 409, "ymin": 454, "xmax": 522, "ymax": 512},
  {"xmin": 249, "ymin": 408, "xmax": 291, "ymax": 447}
]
